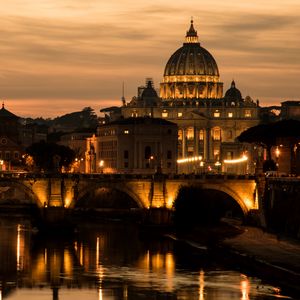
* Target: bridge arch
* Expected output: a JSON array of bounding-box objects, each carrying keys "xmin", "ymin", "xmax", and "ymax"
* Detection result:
[
  {"xmin": 173, "ymin": 182, "xmax": 250, "ymax": 215},
  {"xmin": 196, "ymin": 183, "xmax": 249, "ymax": 215},
  {"xmin": 0, "ymin": 179, "xmax": 40, "ymax": 206},
  {"xmin": 72, "ymin": 181, "xmax": 145, "ymax": 209}
]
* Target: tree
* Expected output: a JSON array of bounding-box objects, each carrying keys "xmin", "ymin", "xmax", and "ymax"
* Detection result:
[
  {"xmin": 26, "ymin": 141, "xmax": 75, "ymax": 172},
  {"xmin": 238, "ymin": 119, "xmax": 300, "ymax": 161}
]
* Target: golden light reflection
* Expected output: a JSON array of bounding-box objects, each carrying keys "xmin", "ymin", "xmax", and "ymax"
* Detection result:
[
  {"xmin": 16, "ymin": 224, "xmax": 24, "ymax": 271},
  {"xmin": 240, "ymin": 277, "xmax": 250, "ymax": 300},
  {"xmin": 199, "ymin": 270, "xmax": 204, "ymax": 300},
  {"xmin": 80, "ymin": 243, "xmax": 83, "ymax": 266},
  {"xmin": 96, "ymin": 237, "xmax": 100, "ymax": 270},
  {"xmin": 98, "ymin": 287, "xmax": 103, "ymax": 300},
  {"xmin": 45, "ymin": 249, "xmax": 47, "ymax": 266},
  {"xmin": 165, "ymin": 253, "xmax": 175, "ymax": 292},
  {"xmin": 64, "ymin": 249, "xmax": 72, "ymax": 276},
  {"xmin": 123, "ymin": 285, "xmax": 128, "ymax": 300},
  {"xmin": 33, "ymin": 253, "xmax": 47, "ymax": 282}
]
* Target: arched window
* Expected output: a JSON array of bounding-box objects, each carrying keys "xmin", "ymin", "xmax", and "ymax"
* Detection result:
[
  {"xmin": 178, "ymin": 129, "xmax": 183, "ymax": 140},
  {"xmin": 187, "ymin": 127, "xmax": 194, "ymax": 140},
  {"xmin": 145, "ymin": 146, "xmax": 151, "ymax": 159},
  {"xmin": 199, "ymin": 130, "xmax": 204, "ymax": 140},
  {"xmin": 212, "ymin": 127, "xmax": 221, "ymax": 141}
]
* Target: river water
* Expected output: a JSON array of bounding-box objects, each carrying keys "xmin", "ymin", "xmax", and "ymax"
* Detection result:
[{"xmin": 0, "ymin": 217, "xmax": 296, "ymax": 300}]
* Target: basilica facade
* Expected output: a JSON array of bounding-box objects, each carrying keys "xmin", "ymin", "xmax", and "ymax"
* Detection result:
[{"xmin": 101, "ymin": 20, "xmax": 261, "ymax": 174}]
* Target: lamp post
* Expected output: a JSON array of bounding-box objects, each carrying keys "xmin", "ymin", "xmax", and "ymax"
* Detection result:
[
  {"xmin": 275, "ymin": 147, "xmax": 280, "ymax": 176},
  {"xmin": 99, "ymin": 160, "xmax": 104, "ymax": 173}
]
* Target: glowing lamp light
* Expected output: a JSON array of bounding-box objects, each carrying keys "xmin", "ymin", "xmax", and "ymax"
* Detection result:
[
  {"xmin": 177, "ymin": 156, "xmax": 202, "ymax": 164},
  {"xmin": 224, "ymin": 155, "xmax": 248, "ymax": 164},
  {"xmin": 99, "ymin": 160, "xmax": 104, "ymax": 167}
]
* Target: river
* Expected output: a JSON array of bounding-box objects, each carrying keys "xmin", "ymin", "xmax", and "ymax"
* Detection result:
[{"xmin": 0, "ymin": 217, "xmax": 296, "ymax": 300}]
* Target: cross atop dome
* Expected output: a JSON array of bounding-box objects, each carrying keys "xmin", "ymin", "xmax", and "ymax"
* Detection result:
[{"xmin": 185, "ymin": 19, "xmax": 199, "ymax": 44}]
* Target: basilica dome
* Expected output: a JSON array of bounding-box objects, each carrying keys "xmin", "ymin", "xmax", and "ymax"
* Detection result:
[
  {"xmin": 225, "ymin": 80, "xmax": 242, "ymax": 102},
  {"xmin": 160, "ymin": 20, "xmax": 223, "ymax": 100}
]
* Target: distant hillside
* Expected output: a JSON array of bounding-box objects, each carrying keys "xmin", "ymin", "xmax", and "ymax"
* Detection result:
[{"xmin": 21, "ymin": 107, "xmax": 99, "ymax": 131}]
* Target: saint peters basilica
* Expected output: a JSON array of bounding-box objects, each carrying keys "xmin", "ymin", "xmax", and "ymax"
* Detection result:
[{"xmin": 100, "ymin": 20, "xmax": 261, "ymax": 174}]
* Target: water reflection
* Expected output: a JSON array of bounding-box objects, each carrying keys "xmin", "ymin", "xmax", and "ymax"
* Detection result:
[{"xmin": 0, "ymin": 218, "xmax": 294, "ymax": 299}]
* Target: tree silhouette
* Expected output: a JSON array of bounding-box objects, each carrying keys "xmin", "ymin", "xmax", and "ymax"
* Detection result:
[{"xmin": 26, "ymin": 141, "xmax": 75, "ymax": 172}]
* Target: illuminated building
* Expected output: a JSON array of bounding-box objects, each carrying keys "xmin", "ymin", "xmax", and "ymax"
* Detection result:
[
  {"xmin": 88, "ymin": 117, "xmax": 177, "ymax": 174},
  {"xmin": 102, "ymin": 20, "xmax": 260, "ymax": 174},
  {"xmin": 0, "ymin": 103, "xmax": 22, "ymax": 171}
]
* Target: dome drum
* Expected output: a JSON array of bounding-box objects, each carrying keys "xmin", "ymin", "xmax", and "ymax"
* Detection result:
[{"xmin": 160, "ymin": 81, "xmax": 223, "ymax": 99}]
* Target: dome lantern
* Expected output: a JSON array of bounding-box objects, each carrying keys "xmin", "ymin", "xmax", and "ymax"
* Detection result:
[{"xmin": 185, "ymin": 19, "xmax": 199, "ymax": 44}]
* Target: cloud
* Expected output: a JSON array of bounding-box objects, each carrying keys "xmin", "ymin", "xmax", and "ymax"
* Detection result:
[{"xmin": 0, "ymin": 1, "xmax": 300, "ymax": 117}]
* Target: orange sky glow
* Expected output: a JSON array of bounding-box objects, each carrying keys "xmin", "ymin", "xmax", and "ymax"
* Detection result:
[{"xmin": 0, "ymin": 0, "xmax": 300, "ymax": 117}]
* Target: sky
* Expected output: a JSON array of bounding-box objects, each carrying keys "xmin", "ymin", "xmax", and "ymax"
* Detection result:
[{"xmin": 0, "ymin": 0, "xmax": 300, "ymax": 118}]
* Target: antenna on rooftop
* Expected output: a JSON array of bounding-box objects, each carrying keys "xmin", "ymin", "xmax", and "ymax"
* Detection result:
[{"xmin": 121, "ymin": 81, "xmax": 126, "ymax": 106}]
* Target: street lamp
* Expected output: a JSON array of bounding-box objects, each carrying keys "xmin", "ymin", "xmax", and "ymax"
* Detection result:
[
  {"xmin": 275, "ymin": 147, "xmax": 280, "ymax": 176},
  {"xmin": 99, "ymin": 160, "xmax": 104, "ymax": 173},
  {"xmin": 149, "ymin": 155, "xmax": 154, "ymax": 169}
]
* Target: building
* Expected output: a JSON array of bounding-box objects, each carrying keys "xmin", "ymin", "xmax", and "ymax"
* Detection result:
[
  {"xmin": 86, "ymin": 117, "xmax": 178, "ymax": 174},
  {"xmin": 0, "ymin": 103, "xmax": 23, "ymax": 171},
  {"xmin": 280, "ymin": 101, "xmax": 300, "ymax": 120},
  {"xmin": 102, "ymin": 20, "xmax": 261, "ymax": 174}
]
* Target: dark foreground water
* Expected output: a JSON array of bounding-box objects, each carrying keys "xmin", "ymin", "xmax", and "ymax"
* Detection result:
[{"xmin": 0, "ymin": 217, "xmax": 296, "ymax": 300}]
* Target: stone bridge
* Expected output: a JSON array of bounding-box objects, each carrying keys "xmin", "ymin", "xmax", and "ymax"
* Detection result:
[{"xmin": 0, "ymin": 173, "xmax": 259, "ymax": 216}]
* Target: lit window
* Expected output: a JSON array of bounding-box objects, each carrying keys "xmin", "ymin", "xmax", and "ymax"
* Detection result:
[
  {"xmin": 214, "ymin": 149, "xmax": 220, "ymax": 160},
  {"xmin": 199, "ymin": 130, "xmax": 204, "ymax": 140},
  {"xmin": 228, "ymin": 112, "xmax": 233, "ymax": 118},
  {"xmin": 178, "ymin": 129, "xmax": 183, "ymax": 140},
  {"xmin": 124, "ymin": 130, "xmax": 129, "ymax": 134},
  {"xmin": 227, "ymin": 151, "xmax": 233, "ymax": 159},
  {"xmin": 187, "ymin": 127, "xmax": 194, "ymax": 140},
  {"xmin": 213, "ymin": 128, "xmax": 221, "ymax": 141},
  {"xmin": 227, "ymin": 130, "xmax": 233, "ymax": 139},
  {"xmin": 131, "ymin": 111, "xmax": 138, "ymax": 117},
  {"xmin": 177, "ymin": 112, "xmax": 183, "ymax": 117},
  {"xmin": 162, "ymin": 110, "xmax": 168, "ymax": 118},
  {"xmin": 245, "ymin": 110, "xmax": 252, "ymax": 117},
  {"xmin": 214, "ymin": 110, "xmax": 220, "ymax": 118}
]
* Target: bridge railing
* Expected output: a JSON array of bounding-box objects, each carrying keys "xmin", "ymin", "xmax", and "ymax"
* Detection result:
[{"xmin": 0, "ymin": 171, "xmax": 257, "ymax": 181}]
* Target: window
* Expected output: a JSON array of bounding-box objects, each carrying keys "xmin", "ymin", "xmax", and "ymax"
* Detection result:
[
  {"xmin": 227, "ymin": 151, "xmax": 233, "ymax": 160},
  {"xmin": 167, "ymin": 162, "xmax": 172, "ymax": 168},
  {"xmin": 213, "ymin": 128, "xmax": 221, "ymax": 141},
  {"xmin": 131, "ymin": 111, "xmax": 138, "ymax": 117},
  {"xmin": 14, "ymin": 152, "xmax": 19, "ymax": 159},
  {"xmin": 199, "ymin": 130, "xmax": 204, "ymax": 141},
  {"xmin": 227, "ymin": 130, "xmax": 233, "ymax": 139},
  {"xmin": 214, "ymin": 110, "xmax": 220, "ymax": 118},
  {"xmin": 228, "ymin": 112, "xmax": 233, "ymax": 118},
  {"xmin": 177, "ymin": 112, "xmax": 183, "ymax": 117},
  {"xmin": 124, "ymin": 130, "xmax": 129, "ymax": 134},
  {"xmin": 214, "ymin": 149, "xmax": 220, "ymax": 160},
  {"xmin": 145, "ymin": 146, "xmax": 151, "ymax": 159},
  {"xmin": 245, "ymin": 110, "xmax": 252, "ymax": 117},
  {"xmin": 124, "ymin": 162, "xmax": 129, "ymax": 168},
  {"xmin": 5, "ymin": 152, "xmax": 10, "ymax": 159},
  {"xmin": 167, "ymin": 151, "xmax": 172, "ymax": 159},
  {"xmin": 178, "ymin": 129, "xmax": 183, "ymax": 140},
  {"xmin": 187, "ymin": 127, "xmax": 194, "ymax": 140},
  {"xmin": 162, "ymin": 110, "xmax": 168, "ymax": 118},
  {"xmin": 124, "ymin": 150, "xmax": 129, "ymax": 159}
]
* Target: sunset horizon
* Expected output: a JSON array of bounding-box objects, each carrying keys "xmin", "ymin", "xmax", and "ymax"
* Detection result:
[{"xmin": 1, "ymin": 0, "xmax": 300, "ymax": 118}]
